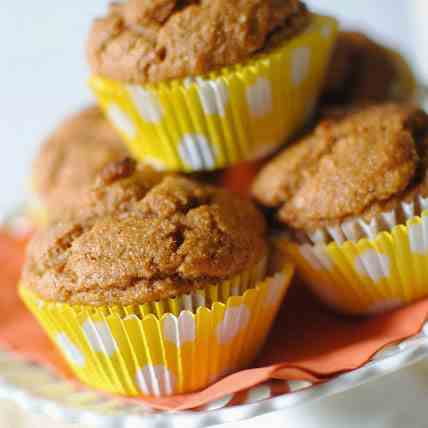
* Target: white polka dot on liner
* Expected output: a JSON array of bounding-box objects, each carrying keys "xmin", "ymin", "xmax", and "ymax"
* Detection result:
[
  {"xmin": 246, "ymin": 78, "xmax": 273, "ymax": 118},
  {"xmin": 299, "ymin": 244, "xmax": 333, "ymax": 271},
  {"xmin": 320, "ymin": 25, "xmax": 333, "ymax": 38},
  {"xmin": 163, "ymin": 312, "xmax": 196, "ymax": 346},
  {"xmin": 354, "ymin": 249, "xmax": 390, "ymax": 283},
  {"xmin": 82, "ymin": 320, "xmax": 118, "ymax": 357},
  {"xmin": 409, "ymin": 222, "xmax": 428, "ymax": 255},
  {"xmin": 128, "ymin": 85, "xmax": 163, "ymax": 123},
  {"xmin": 178, "ymin": 134, "xmax": 216, "ymax": 170},
  {"xmin": 55, "ymin": 333, "xmax": 85, "ymax": 368},
  {"xmin": 106, "ymin": 104, "xmax": 137, "ymax": 139},
  {"xmin": 136, "ymin": 364, "xmax": 176, "ymax": 396},
  {"xmin": 292, "ymin": 46, "xmax": 311, "ymax": 86},
  {"xmin": 264, "ymin": 272, "xmax": 286, "ymax": 307},
  {"xmin": 217, "ymin": 305, "xmax": 250, "ymax": 345},
  {"xmin": 197, "ymin": 78, "xmax": 229, "ymax": 116}
]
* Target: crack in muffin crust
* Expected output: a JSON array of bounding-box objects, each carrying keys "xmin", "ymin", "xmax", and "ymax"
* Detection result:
[
  {"xmin": 24, "ymin": 159, "xmax": 267, "ymax": 306},
  {"xmin": 252, "ymin": 103, "xmax": 428, "ymax": 233},
  {"xmin": 87, "ymin": 0, "xmax": 309, "ymax": 84}
]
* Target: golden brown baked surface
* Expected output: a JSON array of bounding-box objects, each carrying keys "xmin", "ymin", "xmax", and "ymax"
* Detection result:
[
  {"xmin": 32, "ymin": 106, "xmax": 128, "ymax": 220},
  {"xmin": 87, "ymin": 0, "xmax": 309, "ymax": 84},
  {"xmin": 252, "ymin": 103, "xmax": 428, "ymax": 232},
  {"xmin": 321, "ymin": 32, "xmax": 401, "ymax": 106},
  {"xmin": 24, "ymin": 159, "xmax": 267, "ymax": 306}
]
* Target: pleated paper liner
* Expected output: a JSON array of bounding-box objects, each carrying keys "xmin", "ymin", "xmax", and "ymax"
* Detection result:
[
  {"xmin": 283, "ymin": 194, "xmax": 428, "ymax": 315},
  {"xmin": 19, "ymin": 258, "xmax": 294, "ymax": 397},
  {"xmin": 89, "ymin": 14, "xmax": 338, "ymax": 173},
  {"xmin": 295, "ymin": 194, "xmax": 428, "ymax": 246}
]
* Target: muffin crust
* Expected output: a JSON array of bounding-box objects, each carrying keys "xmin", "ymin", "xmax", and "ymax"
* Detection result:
[
  {"xmin": 24, "ymin": 159, "xmax": 267, "ymax": 306},
  {"xmin": 32, "ymin": 106, "xmax": 128, "ymax": 220},
  {"xmin": 322, "ymin": 32, "xmax": 400, "ymax": 106},
  {"xmin": 87, "ymin": 0, "xmax": 309, "ymax": 84},
  {"xmin": 252, "ymin": 103, "xmax": 428, "ymax": 233}
]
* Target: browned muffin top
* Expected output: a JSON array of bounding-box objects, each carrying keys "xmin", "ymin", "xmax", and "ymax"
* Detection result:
[
  {"xmin": 87, "ymin": 0, "xmax": 309, "ymax": 84},
  {"xmin": 252, "ymin": 103, "xmax": 428, "ymax": 233},
  {"xmin": 32, "ymin": 106, "xmax": 128, "ymax": 220},
  {"xmin": 321, "ymin": 31, "xmax": 401, "ymax": 106},
  {"xmin": 24, "ymin": 159, "xmax": 267, "ymax": 306}
]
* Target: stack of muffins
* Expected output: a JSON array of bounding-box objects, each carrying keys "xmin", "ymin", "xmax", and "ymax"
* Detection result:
[{"xmin": 19, "ymin": 0, "xmax": 422, "ymax": 398}]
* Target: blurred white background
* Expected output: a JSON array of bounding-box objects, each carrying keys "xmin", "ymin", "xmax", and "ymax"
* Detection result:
[
  {"xmin": 0, "ymin": 2, "xmax": 428, "ymax": 427},
  {"xmin": 0, "ymin": 0, "xmax": 425, "ymax": 214}
]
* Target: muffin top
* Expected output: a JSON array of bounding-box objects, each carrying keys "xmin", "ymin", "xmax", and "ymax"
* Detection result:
[
  {"xmin": 321, "ymin": 32, "xmax": 403, "ymax": 106},
  {"xmin": 252, "ymin": 103, "xmax": 428, "ymax": 233},
  {"xmin": 87, "ymin": 0, "xmax": 309, "ymax": 84},
  {"xmin": 24, "ymin": 159, "xmax": 267, "ymax": 306},
  {"xmin": 32, "ymin": 106, "xmax": 128, "ymax": 220}
]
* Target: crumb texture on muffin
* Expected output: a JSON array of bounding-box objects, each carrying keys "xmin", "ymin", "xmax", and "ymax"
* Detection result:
[
  {"xmin": 252, "ymin": 103, "xmax": 428, "ymax": 232},
  {"xmin": 24, "ymin": 160, "xmax": 267, "ymax": 306},
  {"xmin": 32, "ymin": 105, "xmax": 128, "ymax": 219},
  {"xmin": 87, "ymin": 0, "xmax": 309, "ymax": 84},
  {"xmin": 322, "ymin": 32, "xmax": 400, "ymax": 106}
]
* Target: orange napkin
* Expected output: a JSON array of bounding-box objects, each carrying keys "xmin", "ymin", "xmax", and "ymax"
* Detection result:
[
  {"xmin": 1, "ymin": 230, "xmax": 428, "ymax": 411},
  {"xmin": 220, "ymin": 160, "xmax": 264, "ymax": 197}
]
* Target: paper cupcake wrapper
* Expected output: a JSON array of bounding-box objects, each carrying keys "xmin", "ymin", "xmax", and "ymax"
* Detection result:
[
  {"xmin": 19, "ymin": 260, "xmax": 294, "ymax": 396},
  {"xmin": 89, "ymin": 15, "xmax": 337, "ymax": 172},
  {"xmin": 283, "ymin": 195, "xmax": 428, "ymax": 315},
  {"xmin": 299, "ymin": 194, "xmax": 428, "ymax": 246}
]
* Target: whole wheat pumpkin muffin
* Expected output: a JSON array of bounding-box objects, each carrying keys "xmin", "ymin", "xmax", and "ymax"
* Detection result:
[
  {"xmin": 31, "ymin": 105, "xmax": 128, "ymax": 222},
  {"xmin": 322, "ymin": 32, "xmax": 415, "ymax": 107},
  {"xmin": 252, "ymin": 103, "xmax": 428, "ymax": 236},
  {"xmin": 87, "ymin": 0, "xmax": 309, "ymax": 84},
  {"xmin": 87, "ymin": 1, "xmax": 337, "ymax": 173},
  {"xmin": 20, "ymin": 159, "xmax": 293, "ymax": 397},
  {"xmin": 254, "ymin": 103, "xmax": 428, "ymax": 316},
  {"xmin": 23, "ymin": 159, "xmax": 268, "ymax": 306}
]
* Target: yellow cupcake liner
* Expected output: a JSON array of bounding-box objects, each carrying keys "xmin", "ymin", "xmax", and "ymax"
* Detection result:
[
  {"xmin": 283, "ymin": 210, "xmax": 428, "ymax": 316},
  {"xmin": 19, "ymin": 259, "xmax": 294, "ymax": 397},
  {"xmin": 89, "ymin": 15, "xmax": 337, "ymax": 172}
]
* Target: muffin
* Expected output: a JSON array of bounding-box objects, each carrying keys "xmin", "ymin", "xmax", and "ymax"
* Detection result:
[
  {"xmin": 87, "ymin": 0, "xmax": 337, "ymax": 172},
  {"xmin": 321, "ymin": 31, "xmax": 416, "ymax": 107},
  {"xmin": 20, "ymin": 158, "xmax": 294, "ymax": 396},
  {"xmin": 252, "ymin": 103, "xmax": 428, "ymax": 315},
  {"xmin": 30, "ymin": 105, "xmax": 128, "ymax": 225}
]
